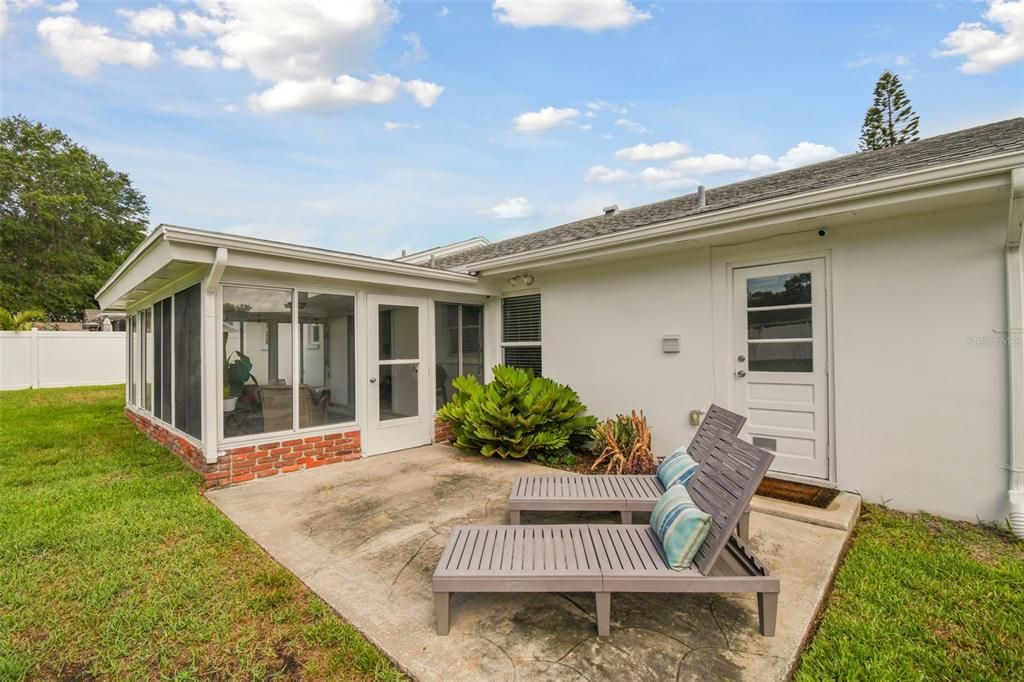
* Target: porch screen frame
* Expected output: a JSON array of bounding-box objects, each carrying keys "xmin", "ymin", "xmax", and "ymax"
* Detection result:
[{"xmin": 217, "ymin": 281, "xmax": 359, "ymax": 447}]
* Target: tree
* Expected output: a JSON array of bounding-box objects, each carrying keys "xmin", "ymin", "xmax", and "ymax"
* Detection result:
[
  {"xmin": 858, "ymin": 70, "xmax": 920, "ymax": 151},
  {"xmin": 0, "ymin": 307, "xmax": 46, "ymax": 331},
  {"xmin": 0, "ymin": 116, "xmax": 149, "ymax": 320}
]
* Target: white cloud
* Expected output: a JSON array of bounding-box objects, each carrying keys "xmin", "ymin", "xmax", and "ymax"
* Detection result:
[
  {"xmin": 439, "ymin": 5, "xmax": 449, "ymax": 16},
  {"xmin": 615, "ymin": 141, "xmax": 691, "ymax": 161},
  {"xmin": 615, "ymin": 117, "xmax": 648, "ymax": 133},
  {"xmin": 224, "ymin": 103, "xmax": 238, "ymax": 112},
  {"xmin": 171, "ymin": 1, "xmax": 442, "ymax": 114},
  {"xmin": 585, "ymin": 165, "xmax": 631, "ymax": 183},
  {"xmin": 117, "ymin": 6, "xmax": 176, "ymax": 36},
  {"xmin": 403, "ymin": 79, "xmax": 444, "ymax": 107},
  {"xmin": 37, "ymin": 16, "xmax": 158, "ymax": 77},
  {"xmin": 637, "ymin": 141, "xmax": 843, "ymax": 189},
  {"xmin": 480, "ymin": 196, "xmax": 533, "ymax": 220},
  {"xmin": 204, "ymin": 0, "xmax": 398, "ymax": 82},
  {"xmin": 248, "ymin": 74, "xmax": 402, "ymax": 113},
  {"xmin": 0, "ymin": 2, "xmax": 8, "ymax": 37},
  {"xmin": 493, "ymin": 0, "xmax": 650, "ymax": 31},
  {"xmin": 846, "ymin": 54, "xmax": 912, "ymax": 69},
  {"xmin": 174, "ymin": 45, "xmax": 218, "ymax": 69},
  {"xmin": 934, "ymin": 0, "xmax": 1024, "ymax": 73},
  {"xmin": 401, "ymin": 32, "xmax": 428, "ymax": 63},
  {"xmin": 384, "ymin": 121, "xmax": 420, "ymax": 131},
  {"xmin": 514, "ymin": 106, "xmax": 580, "ymax": 133},
  {"xmin": 47, "ymin": 0, "xmax": 77, "ymax": 13},
  {"xmin": 638, "ymin": 167, "xmax": 700, "ymax": 190},
  {"xmin": 774, "ymin": 141, "xmax": 842, "ymax": 170},
  {"xmin": 586, "ymin": 99, "xmax": 628, "ymax": 114},
  {"xmin": 180, "ymin": 10, "xmax": 228, "ymax": 36}
]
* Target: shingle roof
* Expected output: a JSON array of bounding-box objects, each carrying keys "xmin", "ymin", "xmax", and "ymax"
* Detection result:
[{"xmin": 435, "ymin": 117, "xmax": 1024, "ymax": 270}]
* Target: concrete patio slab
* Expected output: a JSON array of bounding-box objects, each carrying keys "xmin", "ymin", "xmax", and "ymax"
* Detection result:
[{"xmin": 207, "ymin": 445, "xmax": 857, "ymax": 681}]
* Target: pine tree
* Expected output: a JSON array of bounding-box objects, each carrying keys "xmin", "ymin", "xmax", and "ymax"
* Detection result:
[{"xmin": 858, "ymin": 70, "xmax": 920, "ymax": 151}]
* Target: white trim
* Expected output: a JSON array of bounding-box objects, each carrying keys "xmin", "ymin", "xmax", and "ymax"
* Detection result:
[{"xmin": 218, "ymin": 420, "xmax": 359, "ymax": 450}]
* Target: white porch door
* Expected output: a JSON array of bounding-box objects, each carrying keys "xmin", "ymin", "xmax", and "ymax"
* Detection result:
[
  {"xmin": 732, "ymin": 258, "xmax": 829, "ymax": 479},
  {"xmin": 365, "ymin": 294, "xmax": 431, "ymax": 456}
]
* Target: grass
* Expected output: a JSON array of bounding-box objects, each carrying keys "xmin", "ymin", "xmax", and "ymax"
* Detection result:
[
  {"xmin": 0, "ymin": 385, "xmax": 404, "ymax": 681},
  {"xmin": 796, "ymin": 504, "xmax": 1024, "ymax": 680}
]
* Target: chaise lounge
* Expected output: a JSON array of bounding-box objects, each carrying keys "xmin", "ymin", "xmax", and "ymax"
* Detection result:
[
  {"xmin": 433, "ymin": 433, "xmax": 779, "ymax": 637},
  {"xmin": 507, "ymin": 404, "xmax": 751, "ymax": 537}
]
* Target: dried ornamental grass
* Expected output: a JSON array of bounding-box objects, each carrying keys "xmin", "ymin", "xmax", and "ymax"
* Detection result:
[{"xmin": 591, "ymin": 410, "xmax": 656, "ymax": 475}]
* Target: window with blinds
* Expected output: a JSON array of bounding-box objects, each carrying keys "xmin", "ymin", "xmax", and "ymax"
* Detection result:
[{"xmin": 501, "ymin": 294, "xmax": 541, "ymax": 375}]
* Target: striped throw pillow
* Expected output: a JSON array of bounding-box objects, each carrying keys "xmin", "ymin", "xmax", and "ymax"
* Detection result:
[
  {"xmin": 650, "ymin": 484, "xmax": 712, "ymax": 570},
  {"xmin": 656, "ymin": 448, "xmax": 699, "ymax": 490}
]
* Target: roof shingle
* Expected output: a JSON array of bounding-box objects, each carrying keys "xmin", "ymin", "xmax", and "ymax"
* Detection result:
[{"xmin": 435, "ymin": 117, "xmax": 1024, "ymax": 270}]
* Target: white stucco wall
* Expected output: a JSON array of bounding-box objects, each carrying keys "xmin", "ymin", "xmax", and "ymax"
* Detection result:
[{"xmin": 529, "ymin": 198, "xmax": 1011, "ymax": 522}]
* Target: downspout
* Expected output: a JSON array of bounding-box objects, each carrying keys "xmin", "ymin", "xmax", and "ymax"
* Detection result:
[
  {"xmin": 1007, "ymin": 169, "xmax": 1024, "ymax": 538},
  {"xmin": 203, "ymin": 247, "xmax": 228, "ymax": 464}
]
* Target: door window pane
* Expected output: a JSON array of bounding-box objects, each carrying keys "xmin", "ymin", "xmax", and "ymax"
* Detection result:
[
  {"xmin": 379, "ymin": 305, "xmax": 419, "ymax": 360},
  {"xmin": 748, "ymin": 308, "xmax": 812, "ymax": 340},
  {"xmin": 222, "ymin": 285, "xmax": 294, "ymax": 437},
  {"xmin": 747, "ymin": 273, "xmax": 811, "ymax": 307},
  {"xmin": 299, "ymin": 292, "xmax": 356, "ymax": 426},
  {"xmin": 748, "ymin": 342, "xmax": 813, "ymax": 372},
  {"xmin": 380, "ymin": 364, "xmax": 419, "ymax": 420}
]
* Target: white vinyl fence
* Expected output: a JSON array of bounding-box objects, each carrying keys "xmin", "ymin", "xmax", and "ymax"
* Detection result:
[{"xmin": 0, "ymin": 330, "xmax": 125, "ymax": 390}]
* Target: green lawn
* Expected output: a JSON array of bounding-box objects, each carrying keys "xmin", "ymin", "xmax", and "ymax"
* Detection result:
[
  {"xmin": 0, "ymin": 385, "xmax": 403, "ymax": 680},
  {"xmin": 796, "ymin": 504, "xmax": 1024, "ymax": 680}
]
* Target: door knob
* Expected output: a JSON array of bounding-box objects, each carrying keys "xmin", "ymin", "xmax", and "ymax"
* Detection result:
[
  {"xmin": 736, "ymin": 370, "xmax": 747, "ymax": 378},
  {"xmin": 369, "ymin": 377, "xmax": 377, "ymax": 383}
]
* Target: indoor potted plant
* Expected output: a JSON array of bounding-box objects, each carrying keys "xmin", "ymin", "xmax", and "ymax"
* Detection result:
[{"xmin": 223, "ymin": 350, "xmax": 254, "ymax": 412}]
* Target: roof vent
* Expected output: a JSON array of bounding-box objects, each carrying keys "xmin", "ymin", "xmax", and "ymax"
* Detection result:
[
  {"xmin": 603, "ymin": 204, "xmax": 618, "ymax": 216},
  {"xmin": 401, "ymin": 248, "xmax": 407, "ymax": 257},
  {"xmin": 696, "ymin": 185, "xmax": 706, "ymax": 209}
]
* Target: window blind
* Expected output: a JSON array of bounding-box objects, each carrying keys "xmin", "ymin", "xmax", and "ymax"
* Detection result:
[
  {"xmin": 502, "ymin": 294, "xmax": 541, "ymax": 343},
  {"xmin": 503, "ymin": 347, "xmax": 542, "ymax": 376}
]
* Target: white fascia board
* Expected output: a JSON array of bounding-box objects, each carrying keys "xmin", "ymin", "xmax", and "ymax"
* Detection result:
[
  {"xmin": 459, "ymin": 151, "xmax": 1024, "ymax": 275},
  {"xmin": 95, "ymin": 225, "xmax": 168, "ymax": 302},
  {"xmin": 95, "ymin": 239, "xmax": 176, "ymax": 310},
  {"xmin": 161, "ymin": 225, "xmax": 479, "ymax": 284}
]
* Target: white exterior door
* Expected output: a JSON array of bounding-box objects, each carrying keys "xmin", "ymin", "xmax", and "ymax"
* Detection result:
[
  {"xmin": 365, "ymin": 294, "xmax": 431, "ymax": 456},
  {"xmin": 732, "ymin": 258, "xmax": 829, "ymax": 479}
]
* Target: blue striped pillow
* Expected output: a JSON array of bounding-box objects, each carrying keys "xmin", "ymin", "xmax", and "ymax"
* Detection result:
[
  {"xmin": 650, "ymin": 484, "xmax": 711, "ymax": 570},
  {"xmin": 656, "ymin": 447, "xmax": 699, "ymax": 490}
]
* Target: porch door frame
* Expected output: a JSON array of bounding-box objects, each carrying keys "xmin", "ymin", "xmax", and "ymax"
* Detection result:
[
  {"xmin": 364, "ymin": 293, "xmax": 433, "ymax": 456},
  {"xmin": 712, "ymin": 244, "xmax": 837, "ymax": 485}
]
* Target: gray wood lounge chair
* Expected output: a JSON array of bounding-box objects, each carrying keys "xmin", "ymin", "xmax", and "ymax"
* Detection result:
[
  {"xmin": 508, "ymin": 404, "xmax": 751, "ymax": 538},
  {"xmin": 433, "ymin": 434, "xmax": 778, "ymax": 637}
]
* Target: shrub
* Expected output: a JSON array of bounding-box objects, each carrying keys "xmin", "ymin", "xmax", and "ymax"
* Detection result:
[
  {"xmin": 591, "ymin": 410, "xmax": 656, "ymax": 475},
  {"xmin": 437, "ymin": 365, "xmax": 597, "ymax": 460}
]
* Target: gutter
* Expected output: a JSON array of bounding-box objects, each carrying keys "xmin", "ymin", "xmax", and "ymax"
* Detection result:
[
  {"xmin": 456, "ymin": 150, "xmax": 1024, "ymax": 275},
  {"xmin": 1007, "ymin": 168, "xmax": 1024, "ymax": 539}
]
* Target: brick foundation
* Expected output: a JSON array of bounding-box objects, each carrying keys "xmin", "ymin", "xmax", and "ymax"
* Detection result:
[
  {"xmin": 433, "ymin": 416, "xmax": 453, "ymax": 444},
  {"xmin": 126, "ymin": 408, "xmax": 361, "ymax": 489}
]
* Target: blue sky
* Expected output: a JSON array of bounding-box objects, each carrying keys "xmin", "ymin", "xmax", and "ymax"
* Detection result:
[{"xmin": 2, "ymin": 0, "xmax": 1022, "ymax": 257}]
